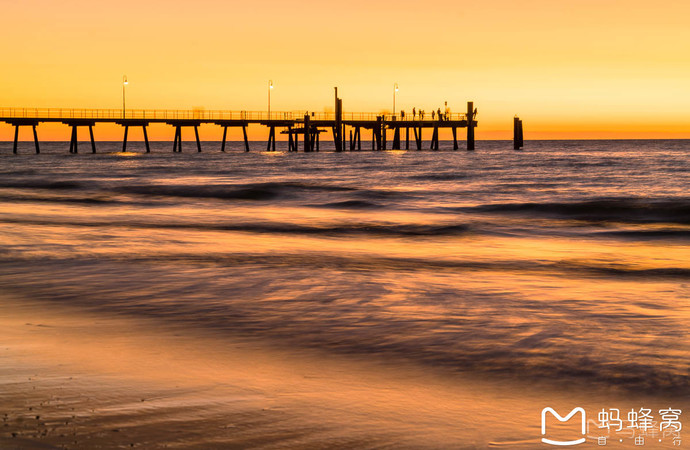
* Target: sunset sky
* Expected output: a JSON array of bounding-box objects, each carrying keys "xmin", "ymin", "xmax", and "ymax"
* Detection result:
[{"xmin": 2, "ymin": 0, "xmax": 689, "ymax": 140}]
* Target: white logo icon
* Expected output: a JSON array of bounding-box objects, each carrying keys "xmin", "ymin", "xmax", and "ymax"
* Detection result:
[{"xmin": 542, "ymin": 407, "xmax": 587, "ymax": 446}]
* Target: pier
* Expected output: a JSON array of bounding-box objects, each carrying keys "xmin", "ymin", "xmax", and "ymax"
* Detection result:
[{"xmin": 1, "ymin": 100, "xmax": 478, "ymax": 154}]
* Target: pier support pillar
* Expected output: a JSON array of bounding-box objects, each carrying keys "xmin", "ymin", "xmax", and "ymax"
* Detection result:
[
  {"xmin": 514, "ymin": 116, "xmax": 524, "ymax": 150},
  {"xmin": 303, "ymin": 115, "xmax": 311, "ymax": 152},
  {"xmin": 266, "ymin": 126, "xmax": 276, "ymax": 152},
  {"xmin": 381, "ymin": 117, "xmax": 386, "ymax": 150},
  {"xmin": 452, "ymin": 127, "xmax": 458, "ymax": 150},
  {"xmin": 392, "ymin": 127, "xmax": 401, "ymax": 150},
  {"xmin": 430, "ymin": 125, "xmax": 439, "ymax": 150},
  {"xmin": 33, "ymin": 125, "xmax": 40, "ymax": 154},
  {"xmin": 89, "ymin": 125, "xmax": 96, "ymax": 153},
  {"xmin": 9, "ymin": 123, "xmax": 42, "ymax": 155},
  {"xmin": 375, "ymin": 117, "xmax": 382, "ymax": 150},
  {"xmin": 69, "ymin": 126, "xmax": 78, "ymax": 154},
  {"xmin": 405, "ymin": 127, "xmax": 410, "ymax": 150},
  {"xmin": 413, "ymin": 126, "xmax": 422, "ymax": 150},
  {"xmin": 221, "ymin": 126, "xmax": 228, "ymax": 152},
  {"xmin": 142, "ymin": 126, "xmax": 150, "ymax": 153},
  {"xmin": 467, "ymin": 101, "xmax": 475, "ymax": 151},
  {"xmin": 195, "ymin": 126, "xmax": 202, "ymax": 152},
  {"xmin": 243, "ymin": 125, "xmax": 250, "ymax": 152},
  {"xmin": 122, "ymin": 126, "xmax": 129, "ymax": 152},
  {"xmin": 13, "ymin": 126, "xmax": 19, "ymax": 154},
  {"xmin": 173, "ymin": 126, "xmax": 181, "ymax": 153},
  {"xmin": 334, "ymin": 88, "xmax": 343, "ymax": 152}
]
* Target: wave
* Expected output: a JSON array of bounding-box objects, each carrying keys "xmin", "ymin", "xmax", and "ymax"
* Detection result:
[
  {"xmin": 0, "ymin": 217, "xmax": 472, "ymax": 237},
  {"xmin": 113, "ymin": 182, "xmax": 399, "ymax": 203},
  {"xmin": 316, "ymin": 200, "xmax": 381, "ymax": 209},
  {"xmin": 407, "ymin": 173, "xmax": 469, "ymax": 181},
  {"xmin": 1, "ymin": 257, "xmax": 687, "ymax": 394},
  {"xmin": 599, "ymin": 229, "xmax": 690, "ymax": 240},
  {"xmin": 0, "ymin": 180, "xmax": 83, "ymax": 190},
  {"xmin": 466, "ymin": 198, "xmax": 690, "ymax": 224}
]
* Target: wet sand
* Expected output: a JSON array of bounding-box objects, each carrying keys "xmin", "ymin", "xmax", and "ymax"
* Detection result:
[{"xmin": 1, "ymin": 294, "xmax": 686, "ymax": 449}]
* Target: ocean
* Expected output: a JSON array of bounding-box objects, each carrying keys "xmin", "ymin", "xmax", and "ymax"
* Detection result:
[{"xmin": 1, "ymin": 139, "xmax": 688, "ymax": 448}]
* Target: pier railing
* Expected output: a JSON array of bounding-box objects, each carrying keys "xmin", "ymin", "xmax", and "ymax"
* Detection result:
[{"xmin": 0, "ymin": 107, "xmax": 467, "ymax": 122}]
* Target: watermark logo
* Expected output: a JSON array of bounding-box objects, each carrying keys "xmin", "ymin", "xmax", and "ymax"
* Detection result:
[
  {"xmin": 541, "ymin": 407, "xmax": 683, "ymax": 446},
  {"xmin": 541, "ymin": 407, "xmax": 587, "ymax": 446}
]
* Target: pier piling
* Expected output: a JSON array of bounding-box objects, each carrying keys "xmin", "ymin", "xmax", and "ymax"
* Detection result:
[
  {"xmin": 122, "ymin": 126, "xmax": 129, "ymax": 152},
  {"xmin": 194, "ymin": 126, "xmax": 201, "ymax": 152},
  {"xmin": 13, "ymin": 126, "xmax": 19, "ymax": 154},
  {"xmin": 304, "ymin": 114, "xmax": 311, "ymax": 152},
  {"xmin": 514, "ymin": 116, "xmax": 524, "ymax": 150},
  {"xmin": 221, "ymin": 126, "xmax": 228, "ymax": 152},
  {"xmin": 467, "ymin": 102, "xmax": 475, "ymax": 151},
  {"xmin": 33, "ymin": 125, "xmax": 40, "ymax": 154}
]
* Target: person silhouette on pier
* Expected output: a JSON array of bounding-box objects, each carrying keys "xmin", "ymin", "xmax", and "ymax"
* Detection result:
[
  {"xmin": 412, "ymin": 107, "xmax": 416, "ymax": 119},
  {"xmin": 437, "ymin": 108, "xmax": 442, "ymax": 121},
  {"xmin": 401, "ymin": 110, "xmax": 405, "ymax": 120},
  {"xmin": 431, "ymin": 110, "xmax": 435, "ymax": 120}
]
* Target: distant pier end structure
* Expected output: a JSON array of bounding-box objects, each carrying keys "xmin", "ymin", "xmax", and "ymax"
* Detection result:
[
  {"xmin": 513, "ymin": 116, "xmax": 524, "ymax": 150},
  {"xmin": 1, "ymin": 101, "xmax": 478, "ymax": 154}
]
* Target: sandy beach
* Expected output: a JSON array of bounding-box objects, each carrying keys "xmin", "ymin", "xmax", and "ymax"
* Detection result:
[{"xmin": 2, "ymin": 291, "xmax": 687, "ymax": 449}]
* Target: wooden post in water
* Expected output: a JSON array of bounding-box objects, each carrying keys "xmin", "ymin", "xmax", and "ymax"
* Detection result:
[
  {"xmin": 13, "ymin": 125, "xmax": 19, "ymax": 154},
  {"xmin": 71, "ymin": 126, "xmax": 78, "ymax": 154},
  {"xmin": 221, "ymin": 126, "xmax": 228, "ymax": 152},
  {"xmin": 514, "ymin": 116, "xmax": 524, "ymax": 150},
  {"xmin": 381, "ymin": 116, "xmax": 386, "ymax": 150},
  {"xmin": 392, "ymin": 126, "xmax": 400, "ymax": 149},
  {"xmin": 33, "ymin": 125, "xmax": 40, "ymax": 154},
  {"xmin": 430, "ymin": 125, "xmax": 439, "ymax": 150},
  {"xmin": 172, "ymin": 126, "xmax": 179, "ymax": 152},
  {"xmin": 467, "ymin": 101, "xmax": 475, "ymax": 151},
  {"xmin": 122, "ymin": 126, "xmax": 129, "ymax": 152},
  {"xmin": 414, "ymin": 126, "xmax": 422, "ymax": 150},
  {"xmin": 242, "ymin": 125, "xmax": 250, "ymax": 152},
  {"xmin": 303, "ymin": 114, "xmax": 311, "ymax": 152},
  {"xmin": 195, "ymin": 125, "xmax": 202, "ymax": 152},
  {"xmin": 142, "ymin": 125, "xmax": 150, "ymax": 153},
  {"xmin": 89, "ymin": 125, "xmax": 96, "ymax": 153},
  {"xmin": 266, "ymin": 126, "xmax": 274, "ymax": 152},
  {"xmin": 334, "ymin": 88, "xmax": 343, "ymax": 152}
]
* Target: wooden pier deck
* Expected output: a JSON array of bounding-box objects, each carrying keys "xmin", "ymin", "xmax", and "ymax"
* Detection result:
[{"xmin": 0, "ymin": 101, "xmax": 478, "ymax": 154}]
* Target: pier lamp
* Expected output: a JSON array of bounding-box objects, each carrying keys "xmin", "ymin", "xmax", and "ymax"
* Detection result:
[
  {"xmin": 393, "ymin": 83, "xmax": 399, "ymax": 117},
  {"xmin": 122, "ymin": 76, "xmax": 128, "ymax": 119},
  {"xmin": 268, "ymin": 80, "xmax": 273, "ymax": 120}
]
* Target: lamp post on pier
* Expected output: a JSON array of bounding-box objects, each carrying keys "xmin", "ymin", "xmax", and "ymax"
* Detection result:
[
  {"xmin": 268, "ymin": 80, "xmax": 273, "ymax": 120},
  {"xmin": 393, "ymin": 83, "xmax": 399, "ymax": 118},
  {"xmin": 122, "ymin": 75, "xmax": 128, "ymax": 119}
]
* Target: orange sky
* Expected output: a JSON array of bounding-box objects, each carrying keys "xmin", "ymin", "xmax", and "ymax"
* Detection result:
[{"xmin": 2, "ymin": 0, "xmax": 690, "ymax": 140}]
